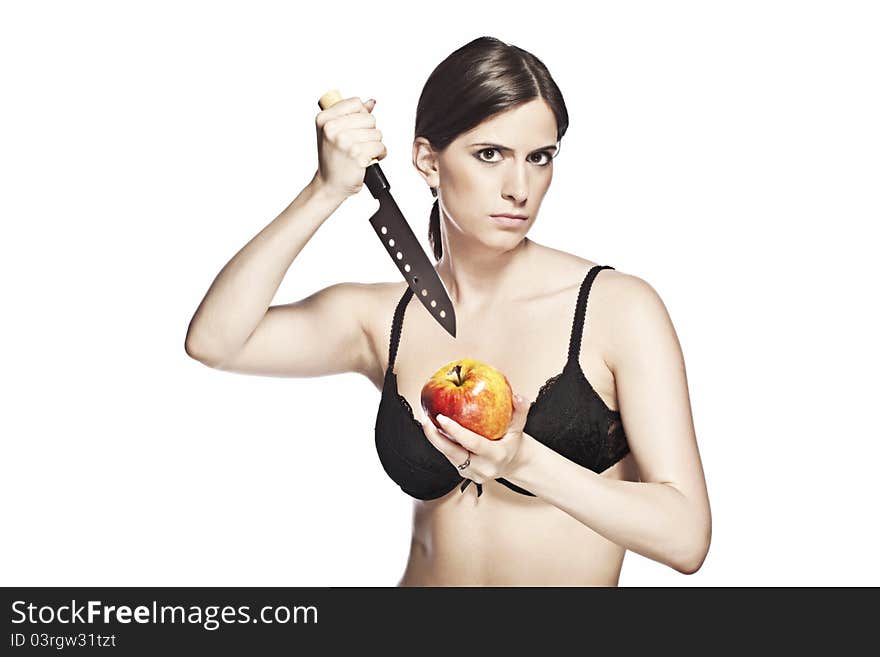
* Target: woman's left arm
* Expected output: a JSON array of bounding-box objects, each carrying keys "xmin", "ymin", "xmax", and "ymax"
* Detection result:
[{"xmin": 506, "ymin": 273, "xmax": 712, "ymax": 574}]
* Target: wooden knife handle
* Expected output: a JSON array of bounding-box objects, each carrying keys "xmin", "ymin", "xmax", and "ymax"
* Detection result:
[{"xmin": 317, "ymin": 88, "xmax": 379, "ymax": 166}]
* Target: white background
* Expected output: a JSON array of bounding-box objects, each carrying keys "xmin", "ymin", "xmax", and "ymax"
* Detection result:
[{"xmin": 2, "ymin": 0, "xmax": 877, "ymax": 586}]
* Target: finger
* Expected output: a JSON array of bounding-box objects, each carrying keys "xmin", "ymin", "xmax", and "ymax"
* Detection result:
[
  {"xmin": 333, "ymin": 126, "xmax": 382, "ymax": 155},
  {"xmin": 317, "ymin": 96, "xmax": 374, "ymax": 127},
  {"xmin": 346, "ymin": 127, "xmax": 383, "ymax": 143},
  {"xmin": 324, "ymin": 113, "xmax": 377, "ymax": 137},
  {"xmin": 330, "ymin": 96, "xmax": 372, "ymax": 117},
  {"xmin": 509, "ymin": 393, "xmax": 532, "ymax": 431},
  {"xmin": 421, "ymin": 417, "xmax": 469, "ymax": 462},
  {"xmin": 436, "ymin": 415, "xmax": 485, "ymax": 454}
]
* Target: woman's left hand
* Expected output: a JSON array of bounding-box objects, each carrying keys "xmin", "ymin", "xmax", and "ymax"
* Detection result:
[{"xmin": 420, "ymin": 393, "xmax": 532, "ymax": 490}]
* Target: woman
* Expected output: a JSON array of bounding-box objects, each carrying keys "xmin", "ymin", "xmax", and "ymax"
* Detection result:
[{"xmin": 185, "ymin": 36, "xmax": 711, "ymax": 586}]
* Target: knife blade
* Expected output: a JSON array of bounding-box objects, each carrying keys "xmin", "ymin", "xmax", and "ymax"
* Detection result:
[{"xmin": 318, "ymin": 89, "xmax": 457, "ymax": 338}]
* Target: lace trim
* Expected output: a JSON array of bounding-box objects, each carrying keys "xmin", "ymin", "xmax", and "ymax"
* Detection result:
[
  {"xmin": 570, "ymin": 360, "xmax": 621, "ymax": 415},
  {"xmin": 395, "ymin": 383, "xmax": 427, "ymax": 434},
  {"xmin": 528, "ymin": 370, "xmax": 566, "ymax": 418}
]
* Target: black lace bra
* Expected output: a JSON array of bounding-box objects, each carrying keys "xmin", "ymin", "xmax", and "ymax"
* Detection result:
[{"xmin": 374, "ymin": 264, "xmax": 629, "ymax": 500}]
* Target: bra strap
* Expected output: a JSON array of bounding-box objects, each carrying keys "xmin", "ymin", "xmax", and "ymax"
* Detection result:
[
  {"xmin": 387, "ymin": 286, "xmax": 414, "ymax": 374},
  {"xmin": 567, "ymin": 265, "xmax": 615, "ymax": 365}
]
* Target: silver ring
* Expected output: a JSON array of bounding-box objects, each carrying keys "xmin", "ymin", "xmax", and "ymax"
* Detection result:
[{"xmin": 457, "ymin": 455, "xmax": 470, "ymax": 470}]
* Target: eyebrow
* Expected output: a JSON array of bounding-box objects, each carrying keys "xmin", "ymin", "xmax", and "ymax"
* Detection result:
[{"xmin": 468, "ymin": 142, "xmax": 559, "ymax": 153}]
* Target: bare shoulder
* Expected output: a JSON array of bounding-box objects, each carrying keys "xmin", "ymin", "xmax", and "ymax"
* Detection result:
[
  {"xmin": 537, "ymin": 245, "xmax": 627, "ymax": 299},
  {"xmin": 540, "ymin": 248, "xmax": 669, "ymax": 369},
  {"xmin": 588, "ymin": 267, "xmax": 678, "ymax": 374}
]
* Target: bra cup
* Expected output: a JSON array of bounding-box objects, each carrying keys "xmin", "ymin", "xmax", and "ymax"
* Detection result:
[
  {"xmin": 521, "ymin": 364, "xmax": 622, "ymax": 474},
  {"xmin": 374, "ymin": 375, "xmax": 462, "ymax": 500}
]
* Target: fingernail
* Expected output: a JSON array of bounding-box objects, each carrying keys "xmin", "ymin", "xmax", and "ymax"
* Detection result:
[{"xmin": 436, "ymin": 414, "xmax": 447, "ymax": 424}]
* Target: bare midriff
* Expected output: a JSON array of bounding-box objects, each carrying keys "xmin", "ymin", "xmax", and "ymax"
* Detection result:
[{"xmin": 396, "ymin": 457, "xmax": 631, "ymax": 587}]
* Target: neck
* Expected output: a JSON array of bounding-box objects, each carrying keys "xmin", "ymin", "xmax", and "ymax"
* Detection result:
[{"xmin": 435, "ymin": 236, "xmax": 534, "ymax": 311}]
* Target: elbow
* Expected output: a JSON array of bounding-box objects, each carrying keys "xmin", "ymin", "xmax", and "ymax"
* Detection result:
[
  {"xmin": 678, "ymin": 521, "xmax": 712, "ymax": 575},
  {"xmin": 184, "ymin": 333, "xmax": 207, "ymax": 362},
  {"xmin": 185, "ymin": 332, "xmax": 225, "ymax": 368},
  {"xmin": 678, "ymin": 546, "xmax": 707, "ymax": 575}
]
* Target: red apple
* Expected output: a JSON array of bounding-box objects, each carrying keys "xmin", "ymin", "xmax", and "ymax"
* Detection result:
[{"xmin": 420, "ymin": 358, "xmax": 514, "ymax": 440}]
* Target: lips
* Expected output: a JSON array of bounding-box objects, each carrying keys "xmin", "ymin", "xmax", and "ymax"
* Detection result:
[{"xmin": 490, "ymin": 214, "xmax": 528, "ymax": 220}]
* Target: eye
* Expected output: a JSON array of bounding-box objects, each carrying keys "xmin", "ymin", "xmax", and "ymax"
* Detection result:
[
  {"xmin": 530, "ymin": 151, "xmax": 554, "ymax": 166},
  {"xmin": 474, "ymin": 148, "xmax": 554, "ymax": 166},
  {"xmin": 475, "ymin": 148, "xmax": 502, "ymax": 163}
]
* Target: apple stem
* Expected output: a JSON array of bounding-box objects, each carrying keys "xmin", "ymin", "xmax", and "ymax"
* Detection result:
[{"xmin": 454, "ymin": 364, "xmax": 463, "ymax": 386}]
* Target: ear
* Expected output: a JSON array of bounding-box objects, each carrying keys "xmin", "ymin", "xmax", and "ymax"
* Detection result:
[{"xmin": 412, "ymin": 137, "xmax": 439, "ymax": 189}]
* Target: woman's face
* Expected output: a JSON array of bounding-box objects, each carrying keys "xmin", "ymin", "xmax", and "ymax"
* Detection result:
[{"xmin": 414, "ymin": 98, "xmax": 559, "ymax": 251}]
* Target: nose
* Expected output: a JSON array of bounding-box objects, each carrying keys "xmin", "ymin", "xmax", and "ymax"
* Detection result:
[{"xmin": 502, "ymin": 162, "xmax": 529, "ymax": 204}]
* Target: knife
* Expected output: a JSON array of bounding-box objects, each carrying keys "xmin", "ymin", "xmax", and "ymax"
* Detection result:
[{"xmin": 318, "ymin": 89, "xmax": 457, "ymax": 338}]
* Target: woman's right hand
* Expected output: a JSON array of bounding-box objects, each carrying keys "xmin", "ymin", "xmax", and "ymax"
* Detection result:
[{"xmin": 314, "ymin": 96, "xmax": 387, "ymax": 201}]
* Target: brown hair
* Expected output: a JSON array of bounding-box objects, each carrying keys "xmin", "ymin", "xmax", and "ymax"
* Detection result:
[{"xmin": 414, "ymin": 36, "xmax": 569, "ymax": 261}]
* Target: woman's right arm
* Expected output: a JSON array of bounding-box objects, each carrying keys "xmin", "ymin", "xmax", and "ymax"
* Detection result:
[{"xmin": 184, "ymin": 96, "xmax": 386, "ymax": 378}]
